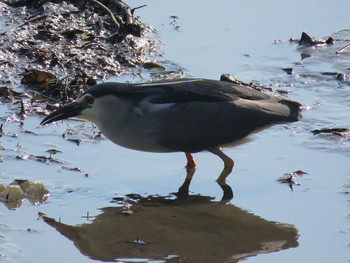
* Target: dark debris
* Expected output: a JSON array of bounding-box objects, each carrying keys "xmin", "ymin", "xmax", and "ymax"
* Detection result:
[
  {"xmin": 278, "ymin": 170, "xmax": 308, "ymax": 191},
  {"xmin": 16, "ymin": 153, "xmax": 65, "ymax": 164},
  {"xmin": 61, "ymin": 166, "xmax": 83, "ymax": 172},
  {"xmin": 296, "ymin": 32, "xmax": 334, "ymax": 46},
  {"xmin": 312, "ymin": 128, "xmax": 350, "ymax": 137},
  {"xmin": 220, "ymin": 73, "xmax": 291, "ymax": 95},
  {"xmin": 0, "ymin": 0, "xmax": 167, "ymax": 102}
]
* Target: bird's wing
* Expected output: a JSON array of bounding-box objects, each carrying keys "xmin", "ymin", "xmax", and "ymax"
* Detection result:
[
  {"xmin": 154, "ymin": 97, "xmax": 302, "ymax": 153},
  {"xmin": 135, "ymin": 78, "xmax": 302, "ymax": 122},
  {"xmin": 85, "ymin": 78, "xmax": 273, "ymax": 104},
  {"xmin": 133, "ymin": 78, "xmax": 271, "ymax": 104}
]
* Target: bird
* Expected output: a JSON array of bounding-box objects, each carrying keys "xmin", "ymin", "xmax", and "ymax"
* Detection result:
[{"xmin": 41, "ymin": 78, "xmax": 302, "ymax": 200}]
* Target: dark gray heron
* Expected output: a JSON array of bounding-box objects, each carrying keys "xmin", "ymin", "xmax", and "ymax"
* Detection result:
[{"xmin": 41, "ymin": 78, "xmax": 302, "ymax": 201}]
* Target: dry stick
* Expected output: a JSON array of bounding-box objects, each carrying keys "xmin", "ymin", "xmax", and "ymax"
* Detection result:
[
  {"xmin": 20, "ymin": 99, "xmax": 26, "ymax": 116},
  {"xmin": 131, "ymin": 4, "xmax": 147, "ymax": 14},
  {"xmin": 336, "ymin": 42, "xmax": 350, "ymax": 54},
  {"xmin": 86, "ymin": 0, "xmax": 121, "ymax": 33}
]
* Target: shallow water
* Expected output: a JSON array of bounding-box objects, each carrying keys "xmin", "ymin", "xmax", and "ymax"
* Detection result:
[{"xmin": 1, "ymin": 0, "xmax": 350, "ymax": 262}]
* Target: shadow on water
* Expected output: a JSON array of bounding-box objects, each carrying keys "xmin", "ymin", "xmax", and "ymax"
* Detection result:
[{"xmin": 42, "ymin": 194, "xmax": 298, "ymax": 263}]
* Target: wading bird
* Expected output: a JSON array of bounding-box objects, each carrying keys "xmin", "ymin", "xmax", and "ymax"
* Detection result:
[{"xmin": 41, "ymin": 78, "xmax": 302, "ymax": 201}]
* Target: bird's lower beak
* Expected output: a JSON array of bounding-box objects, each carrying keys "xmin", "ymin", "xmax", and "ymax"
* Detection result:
[{"xmin": 40, "ymin": 102, "xmax": 86, "ymax": 125}]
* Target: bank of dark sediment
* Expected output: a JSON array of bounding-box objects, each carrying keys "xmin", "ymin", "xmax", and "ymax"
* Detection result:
[{"xmin": 0, "ymin": 0, "xmax": 183, "ymax": 101}]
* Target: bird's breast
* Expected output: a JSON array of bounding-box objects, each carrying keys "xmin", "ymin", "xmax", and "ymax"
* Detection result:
[{"xmin": 96, "ymin": 105, "xmax": 173, "ymax": 153}]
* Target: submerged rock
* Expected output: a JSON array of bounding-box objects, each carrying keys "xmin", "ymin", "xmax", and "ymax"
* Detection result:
[
  {"xmin": 298, "ymin": 31, "xmax": 334, "ymax": 46},
  {"xmin": 0, "ymin": 179, "xmax": 50, "ymax": 209}
]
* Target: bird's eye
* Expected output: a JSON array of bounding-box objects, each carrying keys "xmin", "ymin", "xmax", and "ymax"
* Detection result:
[{"xmin": 85, "ymin": 96, "xmax": 94, "ymax": 105}]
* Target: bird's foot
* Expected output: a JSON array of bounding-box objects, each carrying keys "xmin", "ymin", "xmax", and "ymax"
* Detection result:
[{"xmin": 217, "ymin": 182, "xmax": 234, "ymax": 202}]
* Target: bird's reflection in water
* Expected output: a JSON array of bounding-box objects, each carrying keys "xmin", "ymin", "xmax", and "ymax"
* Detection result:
[
  {"xmin": 177, "ymin": 166, "xmax": 234, "ymax": 202},
  {"xmin": 43, "ymin": 194, "xmax": 298, "ymax": 263}
]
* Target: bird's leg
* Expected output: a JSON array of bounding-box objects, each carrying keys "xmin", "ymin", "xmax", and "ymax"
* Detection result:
[
  {"xmin": 185, "ymin": 152, "xmax": 196, "ymax": 169},
  {"xmin": 176, "ymin": 153, "xmax": 196, "ymax": 199},
  {"xmin": 208, "ymin": 147, "xmax": 234, "ymax": 183},
  {"xmin": 208, "ymin": 147, "xmax": 234, "ymax": 201}
]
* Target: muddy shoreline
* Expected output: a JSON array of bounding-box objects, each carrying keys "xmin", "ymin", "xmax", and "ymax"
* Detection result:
[{"xmin": 0, "ymin": 0, "xmax": 184, "ymax": 102}]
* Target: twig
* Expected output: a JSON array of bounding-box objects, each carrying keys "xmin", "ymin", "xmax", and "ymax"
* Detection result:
[
  {"xmin": 86, "ymin": 0, "xmax": 120, "ymax": 33},
  {"xmin": 336, "ymin": 42, "xmax": 350, "ymax": 54},
  {"xmin": 20, "ymin": 99, "xmax": 26, "ymax": 116},
  {"xmin": 131, "ymin": 4, "xmax": 147, "ymax": 15}
]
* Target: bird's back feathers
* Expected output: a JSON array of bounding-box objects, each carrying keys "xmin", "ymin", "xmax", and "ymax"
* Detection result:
[{"xmin": 85, "ymin": 78, "xmax": 270, "ymax": 103}]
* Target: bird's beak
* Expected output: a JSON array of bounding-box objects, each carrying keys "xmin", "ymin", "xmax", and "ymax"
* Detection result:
[{"xmin": 40, "ymin": 102, "xmax": 86, "ymax": 126}]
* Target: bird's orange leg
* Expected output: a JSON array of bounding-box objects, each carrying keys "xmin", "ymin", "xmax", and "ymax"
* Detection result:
[
  {"xmin": 176, "ymin": 153, "xmax": 196, "ymax": 199},
  {"xmin": 185, "ymin": 152, "xmax": 196, "ymax": 169}
]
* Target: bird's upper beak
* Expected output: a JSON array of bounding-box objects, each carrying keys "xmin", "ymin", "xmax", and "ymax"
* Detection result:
[{"xmin": 40, "ymin": 102, "xmax": 87, "ymax": 126}]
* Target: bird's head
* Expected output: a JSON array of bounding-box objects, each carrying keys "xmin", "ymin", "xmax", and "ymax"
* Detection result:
[
  {"xmin": 40, "ymin": 93, "xmax": 99, "ymax": 126},
  {"xmin": 41, "ymin": 82, "xmax": 139, "ymax": 129}
]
